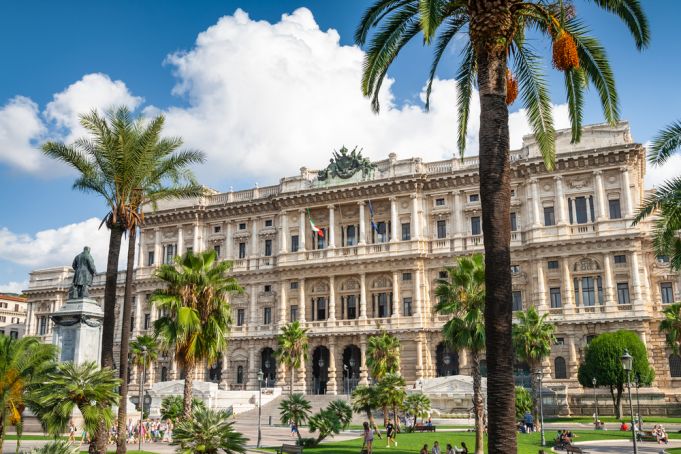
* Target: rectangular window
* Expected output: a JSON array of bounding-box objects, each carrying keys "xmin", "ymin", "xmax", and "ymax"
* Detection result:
[
  {"xmin": 609, "ymin": 199, "xmax": 622, "ymax": 219},
  {"xmin": 144, "ymin": 313, "xmax": 151, "ymax": 330},
  {"xmin": 0, "ymin": 316, "xmax": 5, "ymax": 322},
  {"xmin": 316, "ymin": 297, "xmax": 326, "ymax": 321},
  {"xmin": 374, "ymin": 222, "xmax": 388, "ymax": 243},
  {"xmin": 265, "ymin": 219, "xmax": 273, "ymax": 227},
  {"xmin": 657, "ymin": 255, "xmax": 670, "ymax": 264},
  {"xmin": 661, "ymin": 282, "xmax": 674, "ymax": 304},
  {"xmin": 239, "ymin": 223, "xmax": 246, "ymax": 230},
  {"xmin": 471, "ymin": 217, "xmax": 481, "ymax": 236},
  {"xmin": 238, "ymin": 243, "xmax": 246, "ymax": 259},
  {"xmin": 186, "ymin": 247, "xmax": 193, "ymax": 254},
  {"xmin": 290, "ymin": 281, "xmax": 298, "ymax": 290},
  {"xmin": 555, "ymin": 337, "xmax": 565, "ymax": 345},
  {"xmin": 586, "ymin": 335, "xmax": 597, "ymax": 345},
  {"xmin": 291, "ymin": 235, "xmax": 299, "ymax": 252},
  {"xmin": 544, "ymin": 206, "xmax": 555, "ymax": 226},
  {"xmin": 402, "ymin": 272, "xmax": 412, "ymax": 281},
  {"xmin": 439, "ymin": 270, "xmax": 448, "ymax": 279},
  {"xmin": 614, "ymin": 255, "xmax": 627, "ymax": 264},
  {"xmin": 401, "ymin": 223, "xmax": 411, "ymax": 241},
  {"xmin": 435, "ymin": 198, "xmax": 445, "ymax": 206},
  {"xmin": 550, "ymin": 288, "xmax": 562, "ymax": 308},
  {"xmin": 512, "ymin": 291, "xmax": 523, "ymax": 311},
  {"xmin": 213, "ymin": 225, "xmax": 221, "ymax": 233},
  {"xmin": 315, "ymin": 228, "xmax": 327, "ymax": 249},
  {"xmin": 290, "ymin": 306, "xmax": 298, "ymax": 322},
  {"xmin": 345, "ymin": 225, "xmax": 357, "ymax": 246},
  {"xmin": 548, "ymin": 260, "xmax": 559, "ymax": 270},
  {"xmin": 510, "ymin": 212, "xmax": 518, "ymax": 231},
  {"xmin": 574, "ymin": 277, "xmax": 580, "ymax": 306},
  {"xmin": 469, "ymin": 194, "xmax": 479, "ymax": 202},
  {"xmin": 264, "ymin": 239, "xmax": 272, "ymax": 257},
  {"xmin": 617, "ymin": 283, "xmax": 630, "ymax": 305},
  {"xmin": 346, "ymin": 295, "xmax": 357, "ymax": 319},
  {"xmin": 236, "ymin": 309, "xmax": 245, "ymax": 326},
  {"xmin": 511, "ymin": 265, "xmax": 520, "ymax": 274},
  {"xmin": 9, "ymin": 331, "xmax": 17, "ymax": 339},
  {"xmin": 39, "ymin": 316, "xmax": 47, "ymax": 335},
  {"xmin": 376, "ymin": 293, "xmax": 390, "ymax": 318},
  {"xmin": 147, "ymin": 251, "xmax": 155, "ymax": 266},
  {"xmin": 130, "ymin": 316, "xmax": 135, "ymax": 332},
  {"xmin": 264, "ymin": 285, "xmax": 271, "ymax": 293},
  {"xmin": 403, "ymin": 297, "xmax": 413, "ymax": 317},
  {"xmin": 164, "ymin": 244, "xmax": 175, "ymax": 264},
  {"xmin": 582, "ymin": 277, "xmax": 596, "ymax": 306},
  {"xmin": 263, "ymin": 307, "xmax": 272, "ymax": 325},
  {"xmin": 437, "ymin": 220, "xmax": 447, "ymax": 239},
  {"xmin": 213, "ymin": 245, "xmax": 221, "ymax": 258}
]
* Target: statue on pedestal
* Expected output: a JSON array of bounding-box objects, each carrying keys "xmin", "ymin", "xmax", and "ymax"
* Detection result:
[{"xmin": 69, "ymin": 246, "xmax": 97, "ymax": 299}]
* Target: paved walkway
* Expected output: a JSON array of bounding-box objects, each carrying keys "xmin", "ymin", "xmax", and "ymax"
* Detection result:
[{"xmin": 573, "ymin": 439, "xmax": 681, "ymax": 453}]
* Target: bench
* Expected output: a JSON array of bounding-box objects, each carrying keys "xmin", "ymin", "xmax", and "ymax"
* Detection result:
[
  {"xmin": 565, "ymin": 444, "xmax": 588, "ymax": 454},
  {"xmin": 636, "ymin": 430, "xmax": 658, "ymax": 442},
  {"xmin": 276, "ymin": 444, "xmax": 302, "ymax": 454},
  {"xmin": 413, "ymin": 425, "xmax": 436, "ymax": 432}
]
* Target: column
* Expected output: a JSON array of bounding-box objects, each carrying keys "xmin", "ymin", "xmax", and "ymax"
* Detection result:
[
  {"xmin": 298, "ymin": 209, "xmax": 307, "ymax": 251},
  {"xmin": 530, "ymin": 178, "xmax": 541, "ymax": 228},
  {"xmin": 177, "ymin": 225, "xmax": 184, "ymax": 255},
  {"xmin": 630, "ymin": 251, "xmax": 643, "ymax": 304},
  {"xmin": 226, "ymin": 222, "xmax": 234, "ymax": 259},
  {"xmin": 359, "ymin": 273, "xmax": 367, "ymax": 319},
  {"xmin": 392, "ymin": 271, "xmax": 401, "ymax": 318},
  {"xmin": 279, "ymin": 280, "xmax": 288, "ymax": 326},
  {"xmin": 247, "ymin": 342, "xmax": 257, "ymax": 389},
  {"xmin": 570, "ymin": 198, "xmax": 577, "ymax": 225},
  {"xmin": 562, "ymin": 258, "xmax": 574, "ymax": 308},
  {"xmin": 328, "ymin": 275, "xmax": 336, "ymax": 321},
  {"xmin": 299, "ymin": 278, "xmax": 306, "ymax": 323},
  {"xmin": 593, "ymin": 171, "xmax": 606, "ymax": 221},
  {"xmin": 193, "ymin": 220, "xmax": 200, "ymax": 251},
  {"xmin": 154, "ymin": 228, "xmax": 161, "ymax": 267},
  {"xmin": 451, "ymin": 191, "xmax": 461, "ymax": 237},
  {"xmin": 554, "ymin": 176, "xmax": 567, "ymax": 225},
  {"xmin": 603, "ymin": 253, "xmax": 616, "ymax": 306},
  {"xmin": 279, "ymin": 212, "xmax": 288, "ymax": 253},
  {"xmin": 411, "ymin": 194, "xmax": 420, "ymax": 240},
  {"xmin": 358, "ymin": 202, "xmax": 366, "ymax": 245},
  {"xmin": 250, "ymin": 285, "xmax": 258, "ymax": 326},
  {"xmin": 414, "ymin": 265, "xmax": 423, "ymax": 316},
  {"xmin": 359, "ymin": 337, "xmax": 369, "ymax": 384},
  {"xmin": 137, "ymin": 229, "xmax": 144, "ymax": 267},
  {"xmin": 327, "ymin": 338, "xmax": 338, "ymax": 395},
  {"xmin": 328, "ymin": 205, "xmax": 336, "ymax": 248},
  {"xmin": 416, "ymin": 335, "xmax": 424, "ymax": 379},
  {"xmin": 390, "ymin": 197, "xmax": 398, "ymax": 242},
  {"xmin": 536, "ymin": 261, "xmax": 547, "ymax": 308},
  {"xmin": 621, "ymin": 166, "xmax": 633, "ymax": 217},
  {"xmin": 568, "ymin": 336, "xmax": 578, "ymax": 378},
  {"xmin": 251, "ymin": 218, "xmax": 259, "ymax": 257}
]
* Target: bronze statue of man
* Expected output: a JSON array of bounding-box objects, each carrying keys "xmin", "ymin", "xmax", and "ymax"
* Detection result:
[{"xmin": 69, "ymin": 246, "xmax": 97, "ymax": 299}]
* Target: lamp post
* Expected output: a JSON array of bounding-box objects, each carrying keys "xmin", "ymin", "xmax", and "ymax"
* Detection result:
[
  {"xmin": 621, "ymin": 349, "xmax": 638, "ymax": 454},
  {"xmin": 257, "ymin": 370, "xmax": 264, "ymax": 448},
  {"xmin": 139, "ymin": 345, "xmax": 147, "ymax": 453},
  {"xmin": 443, "ymin": 354, "xmax": 451, "ymax": 376},
  {"xmin": 534, "ymin": 368, "xmax": 545, "ymax": 446},
  {"xmin": 318, "ymin": 358, "xmax": 325, "ymax": 394},
  {"xmin": 635, "ymin": 372, "xmax": 642, "ymax": 430},
  {"xmin": 343, "ymin": 364, "xmax": 349, "ymax": 397},
  {"xmin": 592, "ymin": 377, "xmax": 599, "ymax": 423}
]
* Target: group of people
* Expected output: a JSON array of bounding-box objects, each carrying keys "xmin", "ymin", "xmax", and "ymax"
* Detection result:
[
  {"xmin": 651, "ymin": 424, "xmax": 669, "ymax": 444},
  {"xmin": 67, "ymin": 418, "xmax": 175, "ymax": 446},
  {"xmin": 556, "ymin": 429, "xmax": 577, "ymax": 445},
  {"xmin": 418, "ymin": 441, "xmax": 469, "ymax": 454}
]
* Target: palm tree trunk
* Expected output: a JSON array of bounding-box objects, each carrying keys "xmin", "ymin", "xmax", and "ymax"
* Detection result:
[
  {"xmin": 290, "ymin": 365, "xmax": 295, "ymax": 396},
  {"xmin": 529, "ymin": 361, "xmax": 539, "ymax": 430},
  {"xmin": 182, "ymin": 362, "xmax": 195, "ymax": 420},
  {"xmin": 0, "ymin": 412, "xmax": 6, "ymax": 454},
  {"xmin": 116, "ymin": 227, "xmax": 137, "ymax": 454},
  {"xmin": 14, "ymin": 418, "xmax": 23, "ymax": 454},
  {"xmin": 473, "ymin": 10, "xmax": 516, "ymax": 451},
  {"xmin": 471, "ymin": 350, "xmax": 484, "ymax": 454}
]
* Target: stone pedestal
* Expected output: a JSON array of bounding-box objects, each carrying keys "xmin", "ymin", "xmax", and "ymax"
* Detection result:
[{"xmin": 50, "ymin": 298, "xmax": 104, "ymax": 364}]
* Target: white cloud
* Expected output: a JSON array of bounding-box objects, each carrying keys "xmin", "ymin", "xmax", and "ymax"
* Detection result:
[
  {"xmin": 0, "ymin": 96, "xmax": 46, "ymax": 172},
  {"xmin": 0, "ymin": 218, "xmax": 128, "ymax": 272},
  {"xmin": 0, "ymin": 281, "xmax": 28, "ymax": 294},
  {"xmin": 643, "ymin": 142, "xmax": 681, "ymax": 189}
]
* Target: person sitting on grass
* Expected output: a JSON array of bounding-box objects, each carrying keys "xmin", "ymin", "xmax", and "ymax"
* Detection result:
[
  {"xmin": 420, "ymin": 444, "xmax": 429, "ymax": 454},
  {"xmin": 431, "ymin": 441, "xmax": 441, "ymax": 454},
  {"xmin": 620, "ymin": 421, "xmax": 629, "ymax": 431},
  {"xmin": 459, "ymin": 441, "xmax": 469, "ymax": 454}
]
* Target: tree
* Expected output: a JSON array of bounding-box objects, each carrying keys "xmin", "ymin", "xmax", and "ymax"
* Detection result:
[
  {"xmin": 660, "ymin": 303, "xmax": 681, "ymax": 354},
  {"xmin": 28, "ymin": 362, "xmax": 119, "ymax": 441},
  {"xmin": 160, "ymin": 395, "xmax": 207, "ymax": 423},
  {"xmin": 376, "ymin": 373, "xmax": 406, "ymax": 428},
  {"xmin": 578, "ymin": 330, "xmax": 654, "ymax": 418},
  {"xmin": 275, "ymin": 321, "xmax": 309, "ymax": 395},
  {"xmin": 307, "ymin": 406, "xmax": 350, "ymax": 446},
  {"xmin": 435, "ymin": 253, "xmax": 486, "ymax": 453},
  {"xmin": 0, "ymin": 336, "xmax": 57, "ymax": 453},
  {"xmin": 171, "ymin": 407, "xmax": 247, "ymax": 454},
  {"xmin": 153, "ymin": 250, "xmax": 242, "ymax": 419},
  {"xmin": 403, "ymin": 393, "xmax": 431, "ymax": 429},
  {"xmin": 514, "ymin": 386, "xmax": 532, "ymax": 420},
  {"xmin": 278, "ymin": 394, "xmax": 312, "ymax": 444},
  {"xmin": 356, "ymin": 2, "xmax": 649, "ymax": 451},
  {"xmin": 633, "ymin": 121, "xmax": 681, "ymax": 270},
  {"xmin": 366, "ymin": 331, "xmax": 400, "ymax": 381},
  {"xmin": 30, "ymin": 440, "xmax": 79, "ymax": 454},
  {"xmin": 326, "ymin": 400, "xmax": 353, "ymax": 429},
  {"xmin": 512, "ymin": 306, "xmax": 555, "ymax": 427},
  {"xmin": 129, "ymin": 334, "xmax": 159, "ymax": 384},
  {"xmin": 351, "ymin": 385, "xmax": 381, "ymax": 437}
]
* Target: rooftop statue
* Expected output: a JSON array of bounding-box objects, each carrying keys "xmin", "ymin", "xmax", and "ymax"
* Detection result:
[
  {"xmin": 317, "ymin": 146, "xmax": 376, "ymax": 181},
  {"xmin": 69, "ymin": 246, "xmax": 97, "ymax": 299}
]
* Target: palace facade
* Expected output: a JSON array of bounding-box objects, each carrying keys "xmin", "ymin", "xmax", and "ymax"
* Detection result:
[{"xmin": 24, "ymin": 122, "xmax": 681, "ymax": 412}]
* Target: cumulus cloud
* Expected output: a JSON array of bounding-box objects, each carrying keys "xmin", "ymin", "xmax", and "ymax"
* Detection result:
[
  {"xmin": 643, "ymin": 142, "xmax": 681, "ymax": 189},
  {"xmin": 0, "ymin": 96, "xmax": 46, "ymax": 172},
  {"xmin": 0, "ymin": 218, "xmax": 128, "ymax": 272},
  {"xmin": 0, "ymin": 281, "xmax": 28, "ymax": 294}
]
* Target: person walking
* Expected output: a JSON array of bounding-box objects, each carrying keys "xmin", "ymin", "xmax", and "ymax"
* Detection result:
[
  {"xmin": 385, "ymin": 421, "xmax": 397, "ymax": 447},
  {"xmin": 363, "ymin": 421, "xmax": 374, "ymax": 454}
]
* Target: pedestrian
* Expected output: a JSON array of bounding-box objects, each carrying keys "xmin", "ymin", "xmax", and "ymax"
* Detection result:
[
  {"xmin": 363, "ymin": 421, "xmax": 374, "ymax": 454},
  {"xmin": 290, "ymin": 422, "xmax": 298, "ymax": 438},
  {"xmin": 385, "ymin": 421, "xmax": 397, "ymax": 447}
]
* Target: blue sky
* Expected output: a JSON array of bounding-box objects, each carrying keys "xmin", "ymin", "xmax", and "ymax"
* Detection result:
[{"xmin": 1, "ymin": 1, "xmax": 680, "ymax": 292}]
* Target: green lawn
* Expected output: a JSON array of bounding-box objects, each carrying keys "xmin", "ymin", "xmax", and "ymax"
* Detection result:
[
  {"xmin": 4, "ymin": 435, "xmax": 67, "ymax": 441},
  {"xmin": 263, "ymin": 430, "xmax": 681, "ymax": 454},
  {"xmin": 544, "ymin": 415, "xmax": 681, "ymax": 424}
]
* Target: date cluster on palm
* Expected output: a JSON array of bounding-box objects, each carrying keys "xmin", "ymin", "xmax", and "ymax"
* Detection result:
[
  {"xmin": 505, "ymin": 69, "xmax": 518, "ymax": 105},
  {"xmin": 552, "ymin": 30, "xmax": 580, "ymax": 70}
]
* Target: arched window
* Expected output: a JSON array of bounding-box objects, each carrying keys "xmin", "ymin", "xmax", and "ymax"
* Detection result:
[
  {"xmin": 237, "ymin": 365, "xmax": 244, "ymax": 384},
  {"xmin": 670, "ymin": 355, "xmax": 681, "ymax": 378},
  {"xmin": 160, "ymin": 367, "xmax": 168, "ymax": 382},
  {"xmin": 554, "ymin": 356, "xmax": 568, "ymax": 379}
]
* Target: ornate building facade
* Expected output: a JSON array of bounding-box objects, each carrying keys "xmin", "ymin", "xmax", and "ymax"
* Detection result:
[
  {"xmin": 0, "ymin": 293, "xmax": 27, "ymax": 339},
  {"xmin": 23, "ymin": 122, "xmax": 681, "ymax": 410}
]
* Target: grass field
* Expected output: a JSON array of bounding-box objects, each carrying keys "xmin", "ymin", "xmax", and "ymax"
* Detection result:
[{"xmin": 544, "ymin": 415, "xmax": 681, "ymax": 424}]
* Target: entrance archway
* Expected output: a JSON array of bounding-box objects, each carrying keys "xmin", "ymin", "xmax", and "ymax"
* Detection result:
[
  {"xmin": 261, "ymin": 348, "xmax": 277, "ymax": 386},
  {"xmin": 342, "ymin": 345, "xmax": 361, "ymax": 394},
  {"xmin": 436, "ymin": 342, "xmax": 459, "ymax": 376},
  {"xmin": 312, "ymin": 346, "xmax": 330, "ymax": 395}
]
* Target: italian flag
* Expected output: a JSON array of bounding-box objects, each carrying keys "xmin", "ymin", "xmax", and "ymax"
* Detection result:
[{"xmin": 308, "ymin": 209, "xmax": 324, "ymax": 237}]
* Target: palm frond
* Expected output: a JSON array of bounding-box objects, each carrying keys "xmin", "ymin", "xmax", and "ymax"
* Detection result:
[
  {"xmin": 564, "ymin": 67, "xmax": 586, "ymax": 143},
  {"xmin": 424, "ymin": 15, "xmax": 468, "ymax": 112},
  {"xmin": 354, "ymin": 0, "xmax": 416, "ymax": 45},
  {"xmin": 590, "ymin": 0, "xmax": 650, "ymax": 50},
  {"xmin": 648, "ymin": 120, "xmax": 681, "ymax": 166}
]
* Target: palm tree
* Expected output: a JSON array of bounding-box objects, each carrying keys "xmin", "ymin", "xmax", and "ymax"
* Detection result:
[
  {"xmin": 28, "ymin": 362, "xmax": 119, "ymax": 441},
  {"xmin": 351, "ymin": 385, "xmax": 382, "ymax": 437},
  {"xmin": 129, "ymin": 334, "xmax": 159, "ymax": 384},
  {"xmin": 634, "ymin": 121, "xmax": 681, "ymax": 270},
  {"xmin": 275, "ymin": 321, "xmax": 309, "ymax": 395},
  {"xmin": 404, "ymin": 393, "xmax": 431, "ymax": 429},
  {"xmin": 366, "ymin": 331, "xmax": 400, "ymax": 381},
  {"xmin": 153, "ymin": 250, "xmax": 242, "ymax": 419},
  {"xmin": 512, "ymin": 306, "xmax": 556, "ymax": 427},
  {"xmin": 30, "ymin": 440, "xmax": 79, "ymax": 454},
  {"xmin": 660, "ymin": 303, "xmax": 681, "ymax": 355},
  {"xmin": 356, "ymin": 3, "xmax": 649, "ymax": 451},
  {"xmin": 160, "ymin": 395, "xmax": 206, "ymax": 423},
  {"xmin": 376, "ymin": 373, "xmax": 406, "ymax": 428},
  {"xmin": 171, "ymin": 407, "xmax": 247, "ymax": 454},
  {"xmin": 278, "ymin": 394, "xmax": 312, "ymax": 444},
  {"xmin": 327, "ymin": 400, "xmax": 353, "ymax": 428},
  {"xmin": 0, "ymin": 336, "xmax": 57, "ymax": 453},
  {"xmin": 435, "ymin": 253, "xmax": 485, "ymax": 453}
]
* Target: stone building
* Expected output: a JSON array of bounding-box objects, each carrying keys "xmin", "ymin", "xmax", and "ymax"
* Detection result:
[
  {"xmin": 0, "ymin": 293, "xmax": 27, "ymax": 339},
  {"xmin": 23, "ymin": 122, "xmax": 681, "ymax": 413}
]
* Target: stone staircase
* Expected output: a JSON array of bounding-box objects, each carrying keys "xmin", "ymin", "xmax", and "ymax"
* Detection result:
[{"xmin": 236, "ymin": 393, "xmax": 354, "ymax": 426}]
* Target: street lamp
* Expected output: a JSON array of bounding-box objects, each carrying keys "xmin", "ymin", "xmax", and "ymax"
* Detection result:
[
  {"xmin": 635, "ymin": 372, "xmax": 642, "ymax": 430},
  {"xmin": 343, "ymin": 364, "xmax": 349, "ymax": 397},
  {"xmin": 257, "ymin": 370, "xmax": 264, "ymax": 448},
  {"xmin": 621, "ymin": 349, "xmax": 638, "ymax": 454},
  {"xmin": 139, "ymin": 345, "xmax": 147, "ymax": 452},
  {"xmin": 592, "ymin": 377, "xmax": 599, "ymax": 424},
  {"xmin": 534, "ymin": 368, "xmax": 545, "ymax": 447},
  {"xmin": 443, "ymin": 354, "xmax": 451, "ymax": 376}
]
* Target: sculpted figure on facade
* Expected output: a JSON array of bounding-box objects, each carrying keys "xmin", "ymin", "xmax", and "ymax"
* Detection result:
[{"xmin": 317, "ymin": 146, "xmax": 376, "ymax": 181}]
